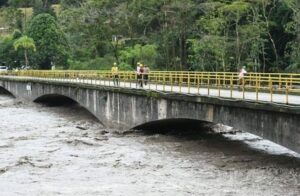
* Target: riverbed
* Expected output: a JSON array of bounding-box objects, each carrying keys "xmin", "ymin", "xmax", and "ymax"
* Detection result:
[{"xmin": 0, "ymin": 95, "xmax": 299, "ymax": 196}]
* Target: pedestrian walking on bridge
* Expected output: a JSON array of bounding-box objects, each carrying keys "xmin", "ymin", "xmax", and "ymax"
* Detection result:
[
  {"xmin": 111, "ymin": 62, "xmax": 119, "ymax": 86},
  {"xmin": 136, "ymin": 63, "xmax": 144, "ymax": 88},
  {"xmin": 238, "ymin": 66, "xmax": 247, "ymax": 87}
]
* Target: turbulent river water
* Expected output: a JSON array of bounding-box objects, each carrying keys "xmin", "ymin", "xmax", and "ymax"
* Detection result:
[{"xmin": 0, "ymin": 94, "xmax": 299, "ymax": 196}]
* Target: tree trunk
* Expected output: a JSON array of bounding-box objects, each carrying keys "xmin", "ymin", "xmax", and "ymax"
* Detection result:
[
  {"xmin": 179, "ymin": 36, "xmax": 183, "ymax": 70},
  {"xmin": 267, "ymin": 31, "xmax": 279, "ymax": 71},
  {"xmin": 262, "ymin": 44, "xmax": 266, "ymax": 73},
  {"xmin": 24, "ymin": 49, "xmax": 28, "ymax": 67},
  {"xmin": 222, "ymin": 54, "xmax": 226, "ymax": 72},
  {"xmin": 180, "ymin": 34, "xmax": 187, "ymax": 70},
  {"xmin": 262, "ymin": 1, "xmax": 279, "ymax": 71},
  {"xmin": 114, "ymin": 39, "xmax": 119, "ymax": 63},
  {"xmin": 235, "ymin": 18, "xmax": 241, "ymax": 70}
]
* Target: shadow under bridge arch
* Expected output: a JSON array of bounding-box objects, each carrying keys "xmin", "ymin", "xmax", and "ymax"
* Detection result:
[
  {"xmin": 34, "ymin": 94, "xmax": 78, "ymax": 106},
  {"xmin": 0, "ymin": 86, "xmax": 15, "ymax": 97},
  {"xmin": 133, "ymin": 118, "xmax": 216, "ymax": 135},
  {"xmin": 33, "ymin": 94, "xmax": 103, "ymax": 124}
]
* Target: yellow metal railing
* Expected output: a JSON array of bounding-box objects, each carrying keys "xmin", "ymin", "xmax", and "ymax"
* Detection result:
[{"xmin": 1, "ymin": 70, "xmax": 300, "ymax": 104}]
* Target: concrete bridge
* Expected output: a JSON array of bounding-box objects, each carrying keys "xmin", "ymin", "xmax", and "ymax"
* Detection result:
[{"xmin": 0, "ymin": 76, "xmax": 300, "ymax": 154}]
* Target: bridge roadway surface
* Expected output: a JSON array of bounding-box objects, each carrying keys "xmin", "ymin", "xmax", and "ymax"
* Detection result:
[{"xmin": 2, "ymin": 75, "xmax": 300, "ymax": 105}]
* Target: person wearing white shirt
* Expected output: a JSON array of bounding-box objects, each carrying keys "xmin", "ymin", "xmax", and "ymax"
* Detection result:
[{"xmin": 238, "ymin": 66, "xmax": 247, "ymax": 86}]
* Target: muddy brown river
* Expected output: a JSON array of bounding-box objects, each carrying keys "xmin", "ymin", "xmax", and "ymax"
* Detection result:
[{"xmin": 0, "ymin": 95, "xmax": 299, "ymax": 195}]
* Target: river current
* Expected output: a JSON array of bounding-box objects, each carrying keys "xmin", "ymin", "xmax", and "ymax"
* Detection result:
[{"xmin": 0, "ymin": 95, "xmax": 299, "ymax": 196}]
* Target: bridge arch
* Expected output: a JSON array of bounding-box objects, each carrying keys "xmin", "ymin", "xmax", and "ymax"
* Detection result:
[
  {"xmin": 34, "ymin": 94, "xmax": 78, "ymax": 106},
  {"xmin": 33, "ymin": 93, "xmax": 104, "ymax": 125},
  {"xmin": 0, "ymin": 86, "xmax": 15, "ymax": 97},
  {"xmin": 134, "ymin": 118, "xmax": 213, "ymax": 132}
]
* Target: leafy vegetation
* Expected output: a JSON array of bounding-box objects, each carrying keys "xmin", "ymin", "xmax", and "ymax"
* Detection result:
[
  {"xmin": 0, "ymin": 0, "xmax": 299, "ymax": 72},
  {"xmin": 13, "ymin": 35, "xmax": 36, "ymax": 67},
  {"xmin": 27, "ymin": 13, "xmax": 68, "ymax": 69}
]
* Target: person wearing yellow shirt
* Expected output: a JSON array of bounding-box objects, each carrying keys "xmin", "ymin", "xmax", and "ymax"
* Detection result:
[{"xmin": 111, "ymin": 62, "xmax": 119, "ymax": 86}]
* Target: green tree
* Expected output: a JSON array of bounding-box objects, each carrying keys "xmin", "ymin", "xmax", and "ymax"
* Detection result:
[
  {"xmin": 284, "ymin": 0, "xmax": 300, "ymax": 72},
  {"xmin": 32, "ymin": 0, "xmax": 56, "ymax": 17},
  {"xmin": 8, "ymin": 0, "xmax": 33, "ymax": 7},
  {"xmin": 13, "ymin": 35, "xmax": 36, "ymax": 67},
  {"xmin": 27, "ymin": 13, "xmax": 69, "ymax": 69},
  {"xmin": 7, "ymin": 0, "xmax": 34, "ymax": 31},
  {"xmin": 48, "ymin": 0, "xmax": 299, "ymax": 71},
  {"xmin": 60, "ymin": 0, "xmax": 86, "ymax": 9},
  {"xmin": 221, "ymin": 1, "xmax": 251, "ymax": 70},
  {"xmin": 120, "ymin": 44, "xmax": 159, "ymax": 68},
  {"xmin": 0, "ymin": 7, "xmax": 23, "ymax": 30},
  {"xmin": 192, "ymin": 1, "xmax": 227, "ymax": 71},
  {"xmin": 0, "ymin": 30, "xmax": 23, "ymax": 68}
]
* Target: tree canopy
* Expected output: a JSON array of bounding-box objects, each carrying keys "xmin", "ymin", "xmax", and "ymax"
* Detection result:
[
  {"xmin": 0, "ymin": 0, "xmax": 299, "ymax": 72},
  {"xmin": 27, "ymin": 13, "xmax": 68, "ymax": 69},
  {"xmin": 13, "ymin": 35, "xmax": 36, "ymax": 67}
]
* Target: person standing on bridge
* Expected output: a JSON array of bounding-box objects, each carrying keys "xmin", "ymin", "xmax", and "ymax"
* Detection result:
[
  {"xmin": 144, "ymin": 64, "xmax": 150, "ymax": 86},
  {"xmin": 136, "ymin": 62, "xmax": 144, "ymax": 88},
  {"xmin": 138, "ymin": 63, "xmax": 145, "ymax": 88},
  {"xmin": 111, "ymin": 62, "xmax": 119, "ymax": 86},
  {"xmin": 136, "ymin": 62, "xmax": 141, "ymax": 88},
  {"xmin": 238, "ymin": 66, "xmax": 247, "ymax": 87}
]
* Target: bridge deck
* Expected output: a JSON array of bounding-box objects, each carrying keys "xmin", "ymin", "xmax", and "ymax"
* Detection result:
[{"xmin": 1, "ymin": 75, "xmax": 300, "ymax": 105}]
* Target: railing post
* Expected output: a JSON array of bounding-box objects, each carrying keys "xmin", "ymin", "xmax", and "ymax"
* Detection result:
[
  {"xmin": 197, "ymin": 74, "xmax": 200, "ymax": 95},
  {"xmin": 279, "ymin": 74, "xmax": 282, "ymax": 89},
  {"xmin": 286, "ymin": 81, "xmax": 289, "ymax": 105},
  {"xmin": 179, "ymin": 73, "xmax": 182, "ymax": 93},
  {"xmin": 268, "ymin": 74, "xmax": 272, "ymax": 102},
  {"xmin": 230, "ymin": 76, "xmax": 233, "ymax": 98},
  {"xmin": 256, "ymin": 75, "xmax": 259, "ymax": 101},
  {"xmin": 259, "ymin": 74, "xmax": 261, "ymax": 89},
  {"xmin": 163, "ymin": 73, "xmax": 166, "ymax": 92},
  {"xmin": 130, "ymin": 72, "xmax": 132, "ymax": 88},
  {"xmin": 200, "ymin": 72, "xmax": 203, "ymax": 86},
  {"xmin": 148, "ymin": 72, "xmax": 150, "ymax": 90},
  {"xmin": 188, "ymin": 72, "xmax": 190, "ymax": 94},
  {"xmin": 270, "ymin": 80, "xmax": 273, "ymax": 102},
  {"xmin": 170, "ymin": 72, "xmax": 173, "ymax": 92},
  {"xmin": 218, "ymin": 75, "xmax": 221, "ymax": 97},
  {"xmin": 242, "ymin": 77, "xmax": 245, "ymax": 100},
  {"xmin": 207, "ymin": 74, "xmax": 210, "ymax": 96},
  {"xmin": 155, "ymin": 73, "xmax": 158, "ymax": 90}
]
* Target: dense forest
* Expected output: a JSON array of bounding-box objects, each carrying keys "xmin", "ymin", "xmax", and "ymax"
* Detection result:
[{"xmin": 0, "ymin": 0, "xmax": 299, "ymax": 72}]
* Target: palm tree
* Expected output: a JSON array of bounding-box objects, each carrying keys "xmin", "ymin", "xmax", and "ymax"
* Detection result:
[{"xmin": 13, "ymin": 35, "xmax": 36, "ymax": 68}]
